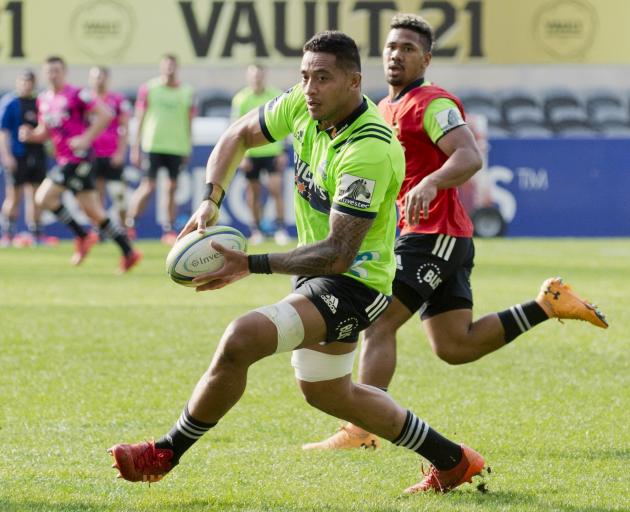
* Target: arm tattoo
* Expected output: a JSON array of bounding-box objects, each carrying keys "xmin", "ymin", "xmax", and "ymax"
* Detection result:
[{"xmin": 268, "ymin": 211, "xmax": 373, "ymax": 276}]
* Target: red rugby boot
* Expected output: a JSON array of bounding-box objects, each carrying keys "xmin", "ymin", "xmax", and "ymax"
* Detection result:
[{"xmin": 109, "ymin": 441, "xmax": 174, "ymax": 483}]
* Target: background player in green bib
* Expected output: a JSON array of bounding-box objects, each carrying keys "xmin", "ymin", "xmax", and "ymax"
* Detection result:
[
  {"xmin": 109, "ymin": 31, "xmax": 485, "ymax": 494},
  {"xmin": 232, "ymin": 64, "xmax": 290, "ymax": 245},
  {"xmin": 126, "ymin": 54, "xmax": 195, "ymax": 244}
]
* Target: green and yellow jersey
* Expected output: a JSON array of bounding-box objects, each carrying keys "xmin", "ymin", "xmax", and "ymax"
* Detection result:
[{"xmin": 259, "ymin": 85, "xmax": 404, "ymax": 295}]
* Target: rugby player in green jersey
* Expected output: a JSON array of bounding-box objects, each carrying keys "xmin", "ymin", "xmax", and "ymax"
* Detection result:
[
  {"xmin": 232, "ymin": 63, "xmax": 290, "ymax": 245},
  {"xmin": 109, "ymin": 31, "xmax": 484, "ymax": 494}
]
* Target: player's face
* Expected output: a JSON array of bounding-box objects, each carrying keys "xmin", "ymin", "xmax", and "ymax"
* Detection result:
[
  {"xmin": 247, "ymin": 66, "xmax": 265, "ymax": 91},
  {"xmin": 43, "ymin": 61, "xmax": 66, "ymax": 90},
  {"xmin": 160, "ymin": 57, "xmax": 177, "ymax": 78},
  {"xmin": 301, "ymin": 51, "xmax": 360, "ymax": 125},
  {"xmin": 383, "ymin": 28, "xmax": 431, "ymax": 87},
  {"xmin": 89, "ymin": 68, "xmax": 107, "ymax": 91},
  {"xmin": 16, "ymin": 76, "xmax": 34, "ymax": 97}
]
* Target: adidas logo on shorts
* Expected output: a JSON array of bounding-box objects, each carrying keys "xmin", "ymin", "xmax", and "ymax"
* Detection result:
[{"xmin": 321, "ymin": 294, "xmax": 339, "ymax": 314}]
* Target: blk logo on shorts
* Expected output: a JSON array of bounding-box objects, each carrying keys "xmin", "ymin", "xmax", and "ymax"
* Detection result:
[
  {"xmin": 336, "ymin": 317, "xmax": 358, "ymax": 340},
  {"xmin": 417, "ymin": 263, "xmax": 442, "ymax": 290}
]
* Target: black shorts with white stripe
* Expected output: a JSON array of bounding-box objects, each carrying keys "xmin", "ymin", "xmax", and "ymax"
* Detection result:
[
  {"xmin": 292, "ymin": 274, "xmax": 391, "ymax": 343},
  {"xmin": 393, "ymin": 233, "xmax": 474, "ymax": 319}
]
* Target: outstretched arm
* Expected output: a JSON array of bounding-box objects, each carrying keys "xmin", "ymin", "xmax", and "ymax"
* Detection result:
[{"xmin": 178, "ymin": 108, "xmax": 276, "ymax": 239}]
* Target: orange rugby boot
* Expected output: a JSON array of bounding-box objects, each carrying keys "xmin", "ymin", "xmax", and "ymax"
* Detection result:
[
  {"xmin": 302, "ymin": 423, "xmax": 381, "ymax": 451},
  {"xmin": 118, "ymin": 249, "xmax": 143, "ymax": 274},
  {"xmin": 404, "ymin": 444, "xmax": 485, "ymax": 494},
  {"xmin": 70, "ymin": 231, "xmax": 99, "ymax": 265},
  {"xmin": 536, "ymin": 277, "xmax": 608, "ymax": 328}
]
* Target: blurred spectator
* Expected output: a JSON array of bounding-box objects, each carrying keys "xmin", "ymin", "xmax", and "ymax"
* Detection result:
[
  {"xmin": 126, "ymin": 54, "xmax": 195, "ymax": 245},
  {"xmin": 232, "ymin": 63, "xmax": 290, "ymax": 245},
  {"xmin": 0, "ymin": 70, "xmax": 47, "ymax": 246}
]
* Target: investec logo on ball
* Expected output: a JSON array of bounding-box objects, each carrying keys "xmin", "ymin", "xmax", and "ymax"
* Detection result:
[
  {"xmin": 70, "ymin": 0, "xmax": 136, "ymax": 60},
  {"xmin": 188, "ymin": 253, "xmax": 222, "ymax": 269}
]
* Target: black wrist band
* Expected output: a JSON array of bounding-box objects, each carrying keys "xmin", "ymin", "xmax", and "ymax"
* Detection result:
[
  {"xmin": 248, "ymin": 254, "xmax": 272, "ymax": 274},
  {"xmin": 204, "ymin": 182, "xmax": 225, "ymax": 207}
]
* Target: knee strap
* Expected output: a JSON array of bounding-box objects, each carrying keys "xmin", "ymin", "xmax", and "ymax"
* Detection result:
[
  {"xmin": 291, "ymin": 348, "xmax": 355, "ymax": 382},
  {"xmin": 254, "ymin": 301, "xmax": 304, "ymax": 353}
]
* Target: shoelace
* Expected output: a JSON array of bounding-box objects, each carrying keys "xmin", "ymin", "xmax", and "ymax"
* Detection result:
[
  {"xmin": 135, "ymin": 442, "xmax": 170, "ymax": 474},
  {"xmin": 419, "ymin": 464, "xmax": 444, "ymax": 492}
]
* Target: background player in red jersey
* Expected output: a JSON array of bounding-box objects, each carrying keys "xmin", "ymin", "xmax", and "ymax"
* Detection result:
[{"xmin": 303, "ymin": 13, "xmax": 608, "ymax": 461}]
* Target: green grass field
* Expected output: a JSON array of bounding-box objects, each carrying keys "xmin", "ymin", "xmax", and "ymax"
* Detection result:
[{"xmin": 1, "ymin": 238, "xmax": 628, "ymax": 511}]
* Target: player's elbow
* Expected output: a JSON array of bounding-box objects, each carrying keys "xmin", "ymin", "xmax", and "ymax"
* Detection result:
[
  {"xmin": 469, "ymin": 148, "xmax": 483, "ymax": 173},
  {"xmin": 329, "ymin": 250, "xmax": 356, "ymax": 274}
]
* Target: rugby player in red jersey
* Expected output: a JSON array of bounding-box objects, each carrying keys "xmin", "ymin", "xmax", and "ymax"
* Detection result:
[{"xmin": 303, "ymin": 16, "xmax": 608, "ymax": 492}]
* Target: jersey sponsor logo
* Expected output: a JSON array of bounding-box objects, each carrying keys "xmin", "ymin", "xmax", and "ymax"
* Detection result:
[
  {"xmin": 435, "ymin": 107, "xmax": 465, "ymax": 133},
  {"xmin": 416, "ymin": 262, "xmax": 443, "ymax": 290},
  {"xmin": 321, "ymin": 294, "xmax": 339, "ymax": 314},
  {"xmin": 336, "ymin": 317, "xmax": 358, "ymax": 340},
  {"xmin": 337, "ymin": 174, "xmax": 375, "ymax": 209},
  {"xmin": 294, "ymin": 154, "xmax": 331, "ymax": 214},
  {"xmin": 350, "ymin": 250, "xmax": 380, "ymax": 278}
]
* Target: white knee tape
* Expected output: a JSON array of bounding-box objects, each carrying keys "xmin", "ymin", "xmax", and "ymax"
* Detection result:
[
  {"xmin": 254, "ymin": 302, "xmax": 304, "ymax": 353},
  {"xmin": 107, "ymin": 181, "xmax": 127, "ymax": 210},
  {"xmin": 291, "ymin": 348, "xmax": 356, "ymax": 382}
]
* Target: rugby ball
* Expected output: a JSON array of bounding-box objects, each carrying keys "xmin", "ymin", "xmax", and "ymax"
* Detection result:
[{"xmin": 165, "ymin": 226, "xmax": 247, "ymax": 287}]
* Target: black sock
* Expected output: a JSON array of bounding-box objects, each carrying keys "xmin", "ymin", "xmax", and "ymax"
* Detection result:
[
  {"xmin": 392, "ymin": 410, "xmax": 462, "ymax": 470},
  {"xmin": 6, "ymin": 217, "xmax": 17, "ymax": 238},
  {"xmin": 156, "ymin": 405, "xmax": 216, "ymax": 464},
  {"xmin": 99, "ymin": 218, "xmax": 132, "ymax": 256},
  {"xmin": 498, "ymin": 300, "xmax": 549, "ymax": 343},
  {"xmin": 28, "ymin": 222, "xmax": 42, "ymax": 240},
  {"xmin": 52, "ymin": 205, "xmax": 86, "ymax": 238}
]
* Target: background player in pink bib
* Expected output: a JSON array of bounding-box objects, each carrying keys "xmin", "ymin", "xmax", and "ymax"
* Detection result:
[
  {"xmin": 89, "ymin": 66, "xmax": 131, "ymax": 227},
  {"xmin": 20, "ymin": 56, "xmax": 141, "ymax": 272}
]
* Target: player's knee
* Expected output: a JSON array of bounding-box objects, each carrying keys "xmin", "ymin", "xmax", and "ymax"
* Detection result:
[
  {"xmin": 430, "ymin": 336, "xmax": 469, "ymax": 365},
  {"xmin": 139, "ymin": 180, "xmax": 155, "ymax": 194},
  {"xmin": 299, "ymin": 382, "xmax": 346, "ymax": 415},
  {"xmin": 217, "ymin": 317, "xmax": 259, "ymax": 367}
]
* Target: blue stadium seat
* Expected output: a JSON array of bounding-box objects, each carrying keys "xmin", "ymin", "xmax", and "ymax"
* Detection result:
[
  {"xmin": 198, "ymin": 89, "xmax": 233, "ymax": 118},
  {"xmin": 456, "ymin": 89, "xmax": 502, "ymax": 128},
  {"xmin": 499, "ymin": 89, "xmax": 545, "ymax": 130},
  {"xmin": 365, "ymin": 88, "xmax": 387, "ymax": 103}
]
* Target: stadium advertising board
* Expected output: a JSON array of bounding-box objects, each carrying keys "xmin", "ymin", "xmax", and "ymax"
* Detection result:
[
  {"xmin": 1, "ymin": 0, "xmax": 628, "ymax": 64},
  {"xmin": 1, "ymin": 137, "xmax": 629, "ymax": 238}
]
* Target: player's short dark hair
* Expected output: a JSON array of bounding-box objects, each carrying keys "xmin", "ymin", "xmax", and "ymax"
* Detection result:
[
  {"xmin": 19, "ymin": 69, "xmax": 36, "ymax": 82},
  {"xmin": 95, "ymin": 65, "xmax": 110, "ymax": 77},
  {"xmin": 162, "ymin": 53, "xmax": 178, "ymax": 63},
  {"xmin": 303, "ymin": 31, "xmax": 361, "ymax": 72},
  {"xmin": 390, "ymin": 13, "xmax": 434, "ymax": 52},
  {"xmin": 45, "ymin": 55, "xmax": 66, "ymax": 67}
]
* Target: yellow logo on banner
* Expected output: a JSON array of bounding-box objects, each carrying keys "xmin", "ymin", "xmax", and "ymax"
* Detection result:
[
  {"xmin": 533, "ymin": 0, "xmax": 598, "ymax": 59},
  {"xmin": 70, "ymin": 0, "xmax": 135, "ymax": 59}
]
